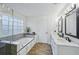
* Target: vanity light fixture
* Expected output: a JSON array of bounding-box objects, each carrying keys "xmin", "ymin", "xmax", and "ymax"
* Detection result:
[
  {"xmin": 71, "ymin": 4, "xmax": 76, "ymax": 9},
  {"xmin": 65, "ymin": 4, "xmax": 76, "ymax": 15}
]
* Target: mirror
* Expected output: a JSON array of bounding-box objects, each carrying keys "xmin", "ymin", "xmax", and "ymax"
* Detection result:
[
  {"xmin": 58, "ymin": 16, "xmax": 63, "ymax": 33},
  {"xmin": 58, "ymin": 16, "xmax": 64, "ymax": 37},
  {"xmin": 65, "ymin": 8, "xmax": 77, "ymax": 38}
]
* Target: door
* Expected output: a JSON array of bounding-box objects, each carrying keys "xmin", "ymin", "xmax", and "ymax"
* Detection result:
[
  {"xmin": 37, "ymin": 17, "xmax": 50, "ymax": 44},
  {"xmin": 26, "ymin": 16, "xmax": 50, "ymax": 44}
]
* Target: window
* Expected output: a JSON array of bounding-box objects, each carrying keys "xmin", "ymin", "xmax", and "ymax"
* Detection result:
[
  {"xmin": 0, "ymin": 15, "xmax": 2, "ymax": 36},
  {"xmin": 1, "ymin": 15, "xmax": 24, "ymax": 36},
  {"xmin": 8, "ymin": 16, "xmax": 13, "ymax": 35},
  {"xmin": 13, "ymin": 18, "xmax": 18, "ymax": 34},
  {"xmin": 13, "ymin": 17, "xmax": 24, "ymax": 34},
  {"xmin": 2, "ymin": 15, "xmax": 9, "ymax": 35},
  {"xmin": 0, "ymin": 15, "xmax": 1, "ymax": 19},
  {"xmin": 0, "ymin": 15, "xmax": 1, "ymax": 24}
]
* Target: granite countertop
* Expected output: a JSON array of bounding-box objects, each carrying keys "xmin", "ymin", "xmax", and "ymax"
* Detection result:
[{"xmin": 51, "ymin": 32, "xmax": 79, "ymax": 47}]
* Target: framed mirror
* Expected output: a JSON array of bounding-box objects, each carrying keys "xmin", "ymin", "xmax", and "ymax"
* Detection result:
[
  {"xmin": 65, "ymin": 7, "xmax": 78, "ymax": 38},
  {"xmin": 58, "ymin": 16, "xmax": 63, "ymax": 33},
  {"xmin": 58, "ymin": 16, "xmax": 64, "ymax": 37}
]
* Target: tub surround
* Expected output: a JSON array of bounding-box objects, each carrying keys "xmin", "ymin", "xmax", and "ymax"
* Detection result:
[
  {"xmin": 0, "ymin": 34, "xmax": 37, "ymax": 55},
  {"xmin": 0, "ymin": 33, "xmax": 24, "ymax": 41},
  {"xmin": 0, "ymin": 33, "xmax": 36, "ymax": 44},
  {"xmin": 0, "ymin": 36, "xmax": 35, "ymax": 45}
]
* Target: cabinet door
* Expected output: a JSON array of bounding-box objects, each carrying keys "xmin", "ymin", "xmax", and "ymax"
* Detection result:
[{"xmin": 51, "ymin": 37, "xmax": 58, "ymax": 55}]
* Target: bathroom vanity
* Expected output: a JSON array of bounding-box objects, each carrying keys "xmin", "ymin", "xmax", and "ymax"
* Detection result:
[
  {"xmin": 51, "ymin": 32, "xmax": 79, "ymax": 55},
  {"xmin": 51, "ymin": 5, "xmax": 79, "ymax": 55}
]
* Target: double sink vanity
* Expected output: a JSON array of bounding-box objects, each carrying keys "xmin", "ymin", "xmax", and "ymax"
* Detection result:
[
  {"xmin": 51, "ymin": 5, "xmax": 79, "ymax": 55},
  {"xmin": 51, "ymin": 32, "xmax": 79, "ymax": 55}
]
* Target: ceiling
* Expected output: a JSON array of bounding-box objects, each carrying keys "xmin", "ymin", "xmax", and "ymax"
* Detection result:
[{"xmin": 5, "ymin": 3, "xmax": 68, "ymax": 16}]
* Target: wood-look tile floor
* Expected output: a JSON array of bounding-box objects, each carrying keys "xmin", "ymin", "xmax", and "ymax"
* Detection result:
[{"xmin": 27, "ymin": 43, "xmax": 53, "ymax": 55}]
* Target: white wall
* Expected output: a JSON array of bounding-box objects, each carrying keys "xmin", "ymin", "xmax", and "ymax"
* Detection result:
[
  {"xmin": 24, "ymin": 16, "xmax": 56, "ymax": 44},
  {"xmin": 23, "ymin": 4, "xmax": 69, "ymax": 44},
  {"xmin": 22, "ymin": 4, "xmax": 71, "ymax": 44}
]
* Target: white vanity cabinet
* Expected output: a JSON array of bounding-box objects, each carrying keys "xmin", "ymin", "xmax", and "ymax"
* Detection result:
[
  {"xmin": 51, "ymin": 33, "xmax": 79, "ymax": 55},
  {"xmin": 51, "ymin": 37, "xmax": 58, "ymax": 55}
]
